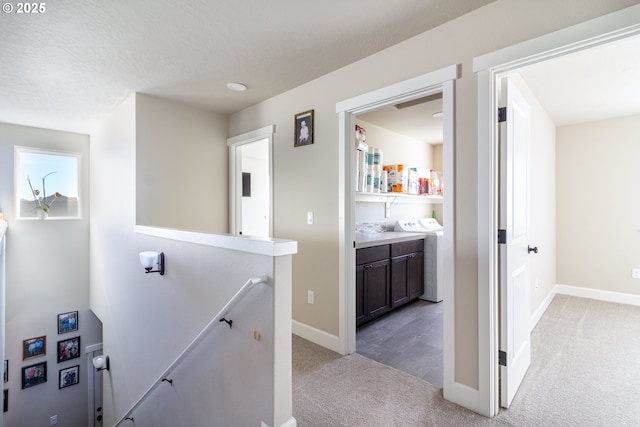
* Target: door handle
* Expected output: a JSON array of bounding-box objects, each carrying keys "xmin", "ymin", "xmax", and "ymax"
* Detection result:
[{"xmin": 528, "ymin": 245, "xmax": 538, "ymax": 254}]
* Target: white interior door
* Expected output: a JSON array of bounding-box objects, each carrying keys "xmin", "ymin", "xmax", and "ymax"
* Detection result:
[{"xmin": 499, "ymin": 77, "xmax": 532, "ymax": 408}]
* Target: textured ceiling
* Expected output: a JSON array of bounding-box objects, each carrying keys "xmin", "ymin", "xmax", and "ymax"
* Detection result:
[{"xmin": 0, "ymin": 0, "xmax": 494, "ymax": 134}]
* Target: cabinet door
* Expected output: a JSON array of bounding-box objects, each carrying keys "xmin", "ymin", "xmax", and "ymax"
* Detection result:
[
  {"xmin": 365, "ymin": 259, "xmax": 391, "ymax": 320},
  {"xmin": 356, "ymin": 264, "xmax": 366, "ymax": 326},
  {"xmin": 408, "ymin": 252, "xmax": 424, "ymax": 300},
  {"xmin": 391, "ymin": 256, "xmax": 410, "ymax": 308}
]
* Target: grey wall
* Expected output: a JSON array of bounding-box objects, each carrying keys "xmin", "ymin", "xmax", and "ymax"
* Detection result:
[
  {"xmin": 0, "ymin": 122, "xmax": 102, "ymax": 427},
  {"xmin": 135, "ymin": 94, "xmax": 229, "ymax": 233}
]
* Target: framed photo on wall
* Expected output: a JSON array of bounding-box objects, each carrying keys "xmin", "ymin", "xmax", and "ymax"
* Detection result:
[
  {"xmin": 3, "ymin": 360, "xmax": 7, "ymax": 382},
  {"xmin": 57, "ymin": 337, "xmax": 80, "ymax": 363},
  {"xmin": 294, "ymin": 110, "xmax": 314, "ymax": 147},
  {"xmin": 57, "ymin": 310, "xmax": 78, "ymax": 334},
  {"xmin": 59, "ymin": 365, "xmax": 79, "ymax": 389},
  {"xmin": 22, "ymin": 361, "xmax": 47, "ymax": 389},
  {"xmin": 22, "ymin": 336, "xmax": 46, "ymax": 360}
]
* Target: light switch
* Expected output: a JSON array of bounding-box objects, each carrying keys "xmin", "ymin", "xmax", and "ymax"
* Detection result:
[{"xmin": 307, "ymin": 211, "xmax": 314, "ymax": 225}]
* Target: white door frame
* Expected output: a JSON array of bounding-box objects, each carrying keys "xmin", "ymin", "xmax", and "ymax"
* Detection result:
[
  {"xmin": 227, "ymin": 125, "xmax": 275, "ymax": 236},
  {"xmin": 474, "ymin": 5, "xmax": 640, "ymax": 417},
  {"xmin": 335, "ymin": 63, "xmax": 458, "ymax": 397}
]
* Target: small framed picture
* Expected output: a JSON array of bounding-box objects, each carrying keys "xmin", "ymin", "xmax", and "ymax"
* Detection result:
[
  {"xmin": 294, "ymin": 110, "xmax": 314, "ymax": 147},
  {"xmin": 3, "ymin": 360, "xmax": 7, "ymax": 383},
  {"xmin": 57, "ymin": 337, "xmax": 80, "ymax": 363},
  {"xmin": 22, "ymin": 336, "xmax": 46, "ymax": 360},
  {"xmin": 22, "ymin": 361, "xmax": 47, "ymax": 389},
  {"xmin": 57, "ymin": 311, "xmax": 78, "ymax": 334},
  {"xmin": 59, "ymin": 365, "xmax": 79, "ymax": 389},
  {"xmin": 3, "ymin": 389, "xmax": 7, "ymax": 412}
]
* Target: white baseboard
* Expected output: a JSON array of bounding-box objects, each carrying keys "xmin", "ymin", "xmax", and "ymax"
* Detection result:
[
  {"xmin": 555, "ymin": 283, "xmax": 640, "ymax": 307},
  {"xmin": 443, "ymin": 380, "xmax": 483, "ymax": 416},
  {"xmin": 529, "ymin": 287, "xmax": 557, "ymax": 332},
  {"xmin": 292, "ymin": 320, "xmax": 343, "ymax": 354},
  {"xmin": 279, "ymin": 417, "xmax": 297, "ymax": 427}
]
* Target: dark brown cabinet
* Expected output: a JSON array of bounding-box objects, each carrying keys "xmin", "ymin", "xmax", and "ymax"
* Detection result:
[
  {"xmin": 357, "ymin": 239, "xmax": 424, "ymax": 327},
  {"xmin": 356, "ymin": 245, "xmax": 391, "ymax": 326}
]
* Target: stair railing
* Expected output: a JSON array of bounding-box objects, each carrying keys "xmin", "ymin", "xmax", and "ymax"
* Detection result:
[{"xmin": 113, "ymin": 275, "xmax": 269, "ymax": 426}]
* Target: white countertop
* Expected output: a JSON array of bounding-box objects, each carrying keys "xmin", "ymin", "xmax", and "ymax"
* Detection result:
[{"xmin": 355, "ymin": 231, "xmax": 426, "ymax": 249}]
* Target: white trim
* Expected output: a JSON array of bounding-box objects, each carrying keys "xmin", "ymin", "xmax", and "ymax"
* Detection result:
[
  {"xmin": 474, "ymin": 3, "xmax": 640, "ymax": 419},
  {"xmin": 336, "ymin": 65, "xmax": 458, "ymax": 114},
  {"xmin": 476, "ymin": 68, "xmax": 498, "ymax": 417},
  {"xmin": 227, "ymin": 125, "xmax": 275, "ymax": 146},
  {"xmin": 556, "ymin": 283, "xmax": 640, "ymax": 307},
  {"xmin": 473, "ymin": 5, "xmax": 640, "ymax": 73},
  {"xmin": 134, "ymin": 225, "xmax": 297, "ymax": 257},
  {"xmin": 278, "ymin": 417, "xmax": 297, "ymax": 427},
  {"xmin": 443, "ymin": 381, "xmax": 482, "ymax": 414},
  {"xmin": 227, "ymin": 125, "xmax": 275, "ymax": 236},
  {"xmin": 335, "ymin": 64, "xmax": 460, "ymax": 406},
  {"xmin": 84, "ymin": 342, "xmax": 103, "ymax": 354},
  {"xmin": 292, "ymin": 320, "xmax": 342, "ymax": 354},
  {"xmin": 529, "ymin": 289, "xmax": 557, "ymax": 332}
]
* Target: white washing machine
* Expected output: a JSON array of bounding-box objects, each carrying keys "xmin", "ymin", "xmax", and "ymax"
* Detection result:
[{"xmin": 394, "ymin": 218, "xmax": 443, "ymax": 302}]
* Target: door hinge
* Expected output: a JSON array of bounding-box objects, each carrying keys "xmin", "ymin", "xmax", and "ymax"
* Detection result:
[
  {"xmin": 499, "ymin": 350, "xmax": 507, "ymax": 366},
  {"xmin": 498, "ymin": 107, "xmax": 507, "ymax": 123},
  {"xmin": 498, "ymin": 229, "xmax": 506, "ymax": 244}
]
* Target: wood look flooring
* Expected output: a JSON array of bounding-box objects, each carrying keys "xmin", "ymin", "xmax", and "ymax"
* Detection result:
[{"xmin": 356, "ymin": 299, "xmax": 443, "ymax": 388}]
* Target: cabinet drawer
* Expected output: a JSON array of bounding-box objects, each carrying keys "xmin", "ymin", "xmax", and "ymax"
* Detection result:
[
  {"xmin": 356, "ymin": 244, "xmax": 390, "ymax": 265},
  {"xmin": 391, "ymin": 239, "xmax": 424, "ymax": 257}
]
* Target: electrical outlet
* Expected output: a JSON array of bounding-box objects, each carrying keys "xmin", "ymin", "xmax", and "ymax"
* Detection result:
[
  {"xmin": 632, "ymin": 268, "xmax": 640, "ymax": 279},
  {"xmin": 307, "ymin": 211, "xmax": 314, "ymax": 225},
  {"xmin": 50, "ymin": 415, "xmax": 58, "ymax": 426},
  {"xmin": 307, "ymin": 290, "xmax": 314, "ymax": 304}
]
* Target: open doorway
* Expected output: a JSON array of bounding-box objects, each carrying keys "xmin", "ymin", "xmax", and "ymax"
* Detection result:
[
  {"xmin": 336, "ymin": 64, "xmax": 459, "ymax": 400},
  {"xmin": 353, "ymin": 94, "xmax": 445, "ymax": 388},
  {"xmin": 227, "ymin": 125, "xmax": 274, "ymax": 237},
  {"xmin": 474, "ymin": 8, "xmax": 640, "ymax": 416}
]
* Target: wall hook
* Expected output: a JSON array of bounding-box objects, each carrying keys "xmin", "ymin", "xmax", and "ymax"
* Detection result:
[
  {"xmin": 162, "ymin": 378, "xmax": 173, "ymax": 386},
  {"xmin": 219, "ymin": 317, "xmax": 233, "ymax": 328},
  {"xmin": 125, "ymin": 416, "xmax": 134, "ymax": 422}
]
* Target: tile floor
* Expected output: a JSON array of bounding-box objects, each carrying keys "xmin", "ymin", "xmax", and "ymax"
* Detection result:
[{"xmin": 356, "ymin": 299, "xmax": 443, "ymax": 388}]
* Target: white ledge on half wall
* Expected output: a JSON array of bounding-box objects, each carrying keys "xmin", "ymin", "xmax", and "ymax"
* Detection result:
[{"xmin": 134, "ymin": 225, "xmax": 297, "ymax": 257}]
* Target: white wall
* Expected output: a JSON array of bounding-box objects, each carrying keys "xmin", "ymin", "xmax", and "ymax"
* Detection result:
[
  {"xmin": 557, "ymin": 114, "xmax": 640, "ymax": 295},
  {"xmin": 90, "ymin": 96, "xmax": 292, "ymax": 426},
  {"xmin": 135, "ymin": 94, "xmax": 229, "ymax": 234},
  {"xmin": 0, "ymin": 122, "xmax": 102, "ymax": 427},
  {"xmin": 228, "ymin": 0, "xmax": 635, "ymax": 392}
]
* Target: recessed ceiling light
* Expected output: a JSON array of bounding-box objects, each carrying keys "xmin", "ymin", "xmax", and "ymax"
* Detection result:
[
  {"xmin": 227, "ymin": 82, "xmax": 247, "ymax": 92},
  {"xmin": 432, "ymin": 111, "xmax": 443, "ymax": 118}
]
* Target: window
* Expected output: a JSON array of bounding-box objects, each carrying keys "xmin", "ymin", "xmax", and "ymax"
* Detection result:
[{"xmin": 15, "ymin": 147, "xmax": 80, "ymax": 219}]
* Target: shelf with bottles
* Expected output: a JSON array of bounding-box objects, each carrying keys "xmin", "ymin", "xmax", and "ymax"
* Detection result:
[{"xmin": 355, "ymin": 191, "xmax": 443, "ymax": 204}]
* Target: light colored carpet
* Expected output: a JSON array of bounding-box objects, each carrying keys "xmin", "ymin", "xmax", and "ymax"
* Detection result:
[{"xmin": 292, "ymin": 295, "xmax": 640, "ymax": 426}]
